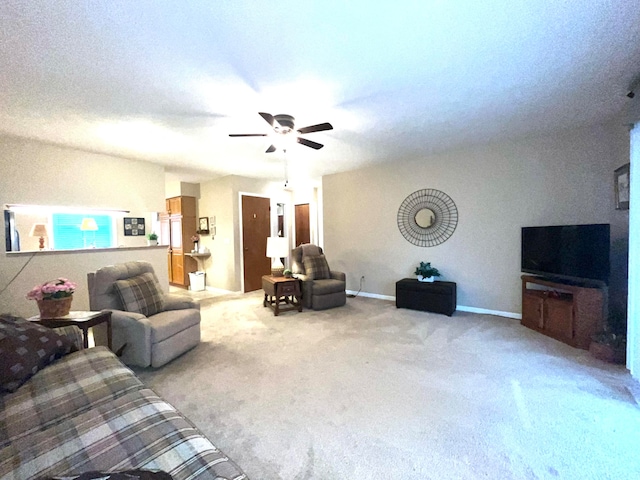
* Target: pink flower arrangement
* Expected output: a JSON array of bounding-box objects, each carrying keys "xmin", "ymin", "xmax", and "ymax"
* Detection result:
[
  {"xmin": 26, "ymin": 278, "xmax": 77, "ymax": 301},
  {"xmin": 191, "ymin": 234, "xmax": 200, "ymax": 243}
]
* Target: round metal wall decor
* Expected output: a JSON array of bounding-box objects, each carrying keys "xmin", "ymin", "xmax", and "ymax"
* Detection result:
[{"xmin": 397, "ymin": 189, "xmax": 458, "ymax": 247}]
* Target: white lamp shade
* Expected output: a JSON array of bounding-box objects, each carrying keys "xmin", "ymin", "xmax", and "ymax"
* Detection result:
[
  {"xmin": 266, "ymin": 236, "xmax": 289, "ymax": 258},
  {"xmin": 80, "ymin": 218, "xmax": 99, "ymax": 231},
  {"xmin": 29, "ymin": 223, "xmax": 49, "ymax": 237}
]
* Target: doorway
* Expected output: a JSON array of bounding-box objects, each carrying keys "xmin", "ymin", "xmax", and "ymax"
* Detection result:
[
  {"xmin": 295, "ymin": 203, "xmax": 310, "ymax": 246},
  {"xmin": 242, "ymin": 195, "xmax": 271, "ymax": 292}
]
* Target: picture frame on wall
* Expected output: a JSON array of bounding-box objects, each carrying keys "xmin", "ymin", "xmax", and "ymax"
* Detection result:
[
  {"xmin": 198, "ymin": 217, "xmax": 210, "ymax": 234},
  {"xmin": 124, "ymin": 217, "xmax": 146, "ymax": 236},
  {"xmin": 614, "ymin": 163, "xmax": 630, "ymax": 210}
]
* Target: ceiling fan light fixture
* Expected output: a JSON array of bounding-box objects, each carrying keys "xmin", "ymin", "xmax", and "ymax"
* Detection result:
[
  {"xmin": 274, "ymin": 114, "xmax": 295, "ymax": 133},
  {"xmin": 230, "ymin": 112, "xmax": 332, "ymax": 152},
  {"xmin": 272, "ymin": 131, "xmax": 296, "ymax": 151}
]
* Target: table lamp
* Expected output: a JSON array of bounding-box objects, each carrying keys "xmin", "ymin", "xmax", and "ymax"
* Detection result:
[
  {"xmin": 29, "ymin": 223, "xmax": 49, "ymax": 250},
  {"xmin": 80, "ymin": 217, "xmax": 98, "ymax": 248},
  {"xmin": 266, "ymin": 236, "xmax": 289, "ymax": 277}
]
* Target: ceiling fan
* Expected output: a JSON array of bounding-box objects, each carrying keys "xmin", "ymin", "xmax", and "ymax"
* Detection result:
[{"xmin": 229, "ymin": 112, "xmax": 333, "ymax": 153}]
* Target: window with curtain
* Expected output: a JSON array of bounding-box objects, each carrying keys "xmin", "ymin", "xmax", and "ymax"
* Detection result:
[{"xmin": 51, "ymin": 213, "xmax": 114, "ymax": 250}]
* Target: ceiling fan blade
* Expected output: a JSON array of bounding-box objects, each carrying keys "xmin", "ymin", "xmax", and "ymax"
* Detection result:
[
  {"xmin": 297, "ymin": 122, "xmax": 333, "ymax": 134},
  {"xmin": 229, "ymin": 133, "xmax": 268, "ymax": 137},
  {"xmin": 259, "ymin": 112, "xmax": 275, "ymax": 127},
  {"xmin": 265, "ymin": 145, "xmax": 277, "ymax": 153},
  {"xmin": 297, "ymin": 137, "xmax": 324, "ymax": 150}
]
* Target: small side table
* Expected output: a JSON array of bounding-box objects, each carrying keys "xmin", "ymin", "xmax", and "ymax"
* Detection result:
[
  {"xmin": 262, "ymin": 275, "xmax": 302, "ymax": 316},
  {"xmin": 185, "ymin": 252, "xmax": 211, "ymax": 271},
  {"xmin": 396, "ymin": 279, "xmax": 457, "ymax": 316},
  {"xmin": 28, "ymin": 311, "xmax": 112, "ymax": 350}
]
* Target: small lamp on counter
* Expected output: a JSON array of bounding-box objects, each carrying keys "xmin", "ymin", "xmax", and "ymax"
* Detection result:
[
  {"xmin": 266, "ymin": 236, "xmax": 289, "ymax": 277},
  {"xmin": 80, "ymin": 217, "xmax": 98, "ymax": 248},
  {"xmin": 29, "ymin": 223, "xmax": 49, "ymax": 250}
]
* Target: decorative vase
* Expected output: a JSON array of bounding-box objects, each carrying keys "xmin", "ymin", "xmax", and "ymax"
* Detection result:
[
  {"xmin": 37, "ymin": 296, "xmax": 73, "ymax": 318},
  {"xmin": 147, "ymin": 239, "xmax": 158, "ymax": 246},
  {"xmin": 193, "ymin": 241, "xmax": 199, "ymax": 253},
  {"xmin": 417, "ymin": 275, "xmax": 435, "ymax": 283}
]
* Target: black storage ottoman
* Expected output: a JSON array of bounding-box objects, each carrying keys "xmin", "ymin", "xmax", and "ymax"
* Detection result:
[{"xmin": 395, "ymin": 278, "xmax": 456, "ymax": 316}]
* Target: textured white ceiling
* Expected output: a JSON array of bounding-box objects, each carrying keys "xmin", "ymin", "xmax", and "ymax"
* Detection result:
[{"xmin": 1, "ymin": 1, "xmax": 639, "ymax": 184}]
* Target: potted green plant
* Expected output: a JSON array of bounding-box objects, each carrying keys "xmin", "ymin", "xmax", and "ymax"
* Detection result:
[
  {"xmin": 147, "ymin": 232, "xmax": 159, "ymax": 246},
  {"xmin": 589, "ymin": 310, "xmax": 627, "ymax": 364},
  {"xmin": 414, "ymin": 261, "xmax": 441, "ymax": 282}
]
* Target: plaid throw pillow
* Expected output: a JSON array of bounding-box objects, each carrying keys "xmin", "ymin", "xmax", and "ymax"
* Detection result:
[
  {"xmin": 303, "ymin": 254, "xmax": 331, "ymax": 280},
  {"xmin": 0, "ymin": 315, "xmax": 76, "ymax": 393},
  {"xmin": 113, "ymin": 272, "xmax": 165, "ymax": 317}
]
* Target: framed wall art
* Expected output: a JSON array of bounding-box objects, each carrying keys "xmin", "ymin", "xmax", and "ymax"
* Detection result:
[
  {"xmin": 614, "ymin": 163, "xmax": 630, "ymax": 210},
  {"xmin": 124, "ymin": 217, "xmax": 145, "ymax": 236},
  {"xmin": 198, "ymin": 217, "xmax": 210, "ymax": 234}
]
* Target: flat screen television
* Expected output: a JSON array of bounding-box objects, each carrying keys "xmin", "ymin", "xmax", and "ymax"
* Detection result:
[{"xmin": 521, "ymin": 224, "xmax": 610, "ymax": 285}]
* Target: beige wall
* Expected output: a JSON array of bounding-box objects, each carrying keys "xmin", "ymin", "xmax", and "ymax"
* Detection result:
[
  {"xmin": 196, "ymin": 176, "xmax": 237, "ymax": 291},
  {"xmin": 0, "ymin": 136, "xmax": 168, "ymax": 317},
  {"xmin": 165, "ymin": 181, "xmax": 200, "ymax": 202},
  {"xmin": 323, "ymin": 120, "xmax": 630, "ymax": 316},
  {"xmin": 198, "ymin": 175, "xmax": 304, "ymax": 292}
]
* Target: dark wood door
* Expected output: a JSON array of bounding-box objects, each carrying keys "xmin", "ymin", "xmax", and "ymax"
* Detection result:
[
  {"xmin": 242, "ymin": 195, "xmax": 271, "ymax": 292},
  {"xmin": 295, "ymin": 203, "xmax": 310, "ymax": 246}
]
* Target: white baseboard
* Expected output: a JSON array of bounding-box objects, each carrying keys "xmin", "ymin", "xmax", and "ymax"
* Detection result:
[
  {"xmin": 346, "ymin": 291, "xmax": 522, "ymax": 319},
  {"xmin": 347, "ymin": 290, "xmax": 395, "ymax": 301},
  {"xmin": 455, "ymin": 305, "xmax": 521, "ymax": 319}
]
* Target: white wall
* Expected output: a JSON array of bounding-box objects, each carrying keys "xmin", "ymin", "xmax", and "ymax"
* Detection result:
[
  {"xmin": 0, "ymin": 136, "xmax": 168, "ymax": 317},
  {"xmin": 323, "ymin": 120, "xmax": 629, "ymax": 316}
]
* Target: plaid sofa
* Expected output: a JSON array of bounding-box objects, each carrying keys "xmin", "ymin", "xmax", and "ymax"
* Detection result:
[{"xmin": 0, "ymin": 345, "xmax": 247, "ymax": 480}]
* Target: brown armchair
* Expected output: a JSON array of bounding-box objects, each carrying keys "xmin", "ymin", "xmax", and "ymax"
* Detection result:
[{"xmin": 290, "ymin": 244, "xmax": 346, "ymax": 310}]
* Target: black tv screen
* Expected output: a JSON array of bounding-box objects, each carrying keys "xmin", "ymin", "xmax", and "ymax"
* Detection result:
[{"xmin": 521, "ymin": 224, "xmax": 610, "ymax": 284}]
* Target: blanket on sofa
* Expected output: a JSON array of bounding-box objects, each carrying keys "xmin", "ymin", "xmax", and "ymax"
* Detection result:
[{"xmin": 0, "ymin": 347, "xmax": 246, "ymax": 480}]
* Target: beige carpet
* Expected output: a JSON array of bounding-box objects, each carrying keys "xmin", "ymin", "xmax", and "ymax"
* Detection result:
[{"xmin": 135, "ymin": 292, "xmax": 640, "ymax": 480}]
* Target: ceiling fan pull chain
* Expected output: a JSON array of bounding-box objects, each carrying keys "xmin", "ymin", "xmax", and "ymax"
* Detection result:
[{"xmin": 283, "ymin": 150, "xmax": 289, "ymax": 188}]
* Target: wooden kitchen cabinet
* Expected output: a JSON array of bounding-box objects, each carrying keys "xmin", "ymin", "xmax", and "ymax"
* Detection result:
[{"xmin": 160, "ymin": 196, "xmax": 197, "ymax": 287}]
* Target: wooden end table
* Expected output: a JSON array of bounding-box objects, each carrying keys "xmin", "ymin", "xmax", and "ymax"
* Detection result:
[
  {"xmin": 262, "ymin": 275, "xmax": 302, "ymax": 316},
  {"xmin": 28, "ymin": 310, "xmax": 112, "ymax": 350}
]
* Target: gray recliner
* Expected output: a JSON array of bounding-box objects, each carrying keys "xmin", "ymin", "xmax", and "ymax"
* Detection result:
[
  {"xmin": 88, "ymin": 261, "xmax": 200, "ymax": 368},
  {"xmin": 291, "ymin": 244, "xmax": 346, "ymax": 310}
]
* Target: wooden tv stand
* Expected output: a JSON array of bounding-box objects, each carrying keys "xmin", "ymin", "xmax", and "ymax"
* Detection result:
[{"xmin": 521, "ymin": 275, "xmax": 606, "ymax": 349}]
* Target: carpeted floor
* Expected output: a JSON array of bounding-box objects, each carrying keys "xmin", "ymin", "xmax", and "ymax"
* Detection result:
[{"xmin": 135, "ymin": 292, "xmax": 640, "ymax": 480}]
